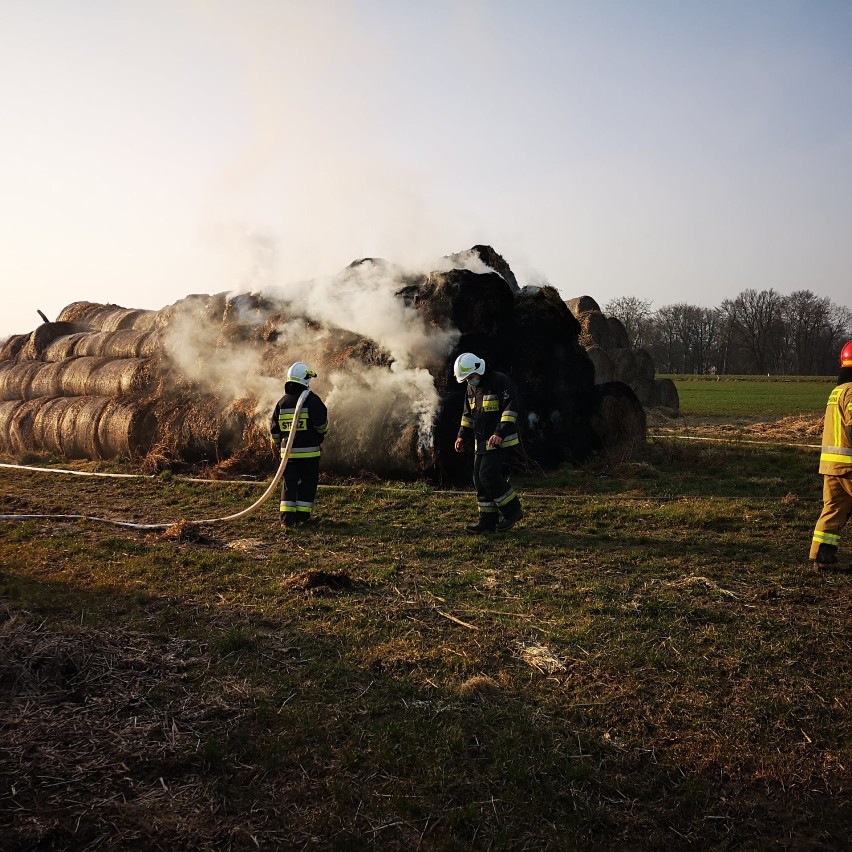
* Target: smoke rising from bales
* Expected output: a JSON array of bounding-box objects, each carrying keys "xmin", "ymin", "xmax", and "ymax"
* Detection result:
[{"xmin": 161, "ymin": 253, "xmax": 466, "ymax": 473}]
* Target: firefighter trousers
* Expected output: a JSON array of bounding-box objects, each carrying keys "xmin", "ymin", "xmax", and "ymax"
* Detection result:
[
  {"xmin": 473, "ymin": 451, "xmax": 521, "ymax": 528},
  {"xmin": 810, "ymin": 474, "xmax": 852, "ymax": 559},
  {"xmin": 280, "ymin": 457, "xmax": 321, "ymax": 525}
]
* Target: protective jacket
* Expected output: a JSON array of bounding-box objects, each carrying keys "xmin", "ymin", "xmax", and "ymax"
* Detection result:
[
  {"xmin": 270, "ymin": 383, "xmax": 330, "ymax": 459},
  {"xmin": 457, "ymin": 369, "xmax": 520, "ymax": 455},
  {"xmin": 818, "ymin": 381, "xmax": 852, "ymax": 475}
]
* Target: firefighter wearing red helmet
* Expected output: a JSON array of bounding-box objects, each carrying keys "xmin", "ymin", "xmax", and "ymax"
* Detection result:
[{"xmin": 809, "ymin": 340, "xmax": 852, "ymax": 569}]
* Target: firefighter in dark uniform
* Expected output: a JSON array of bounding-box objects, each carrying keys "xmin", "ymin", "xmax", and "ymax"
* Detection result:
[
  {"xmin": 810, "ymin": 340, "xmax": 852, "ymax": 569},
  {"xmin": 453, "ymin": 352, "xmax": 524, "ymax": 533},
  {"xmin": 270, "ymin": 362, "xmax": 329, "ymax": 527}
]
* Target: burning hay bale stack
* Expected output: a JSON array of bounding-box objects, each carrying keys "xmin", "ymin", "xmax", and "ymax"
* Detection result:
[
  {"xmin": 0, "ymin": 246, "xmax": 649, "ymax": 477},
  {"xmin": 567, "ymin": 295, "xmax": 679, "ymax": 413}
]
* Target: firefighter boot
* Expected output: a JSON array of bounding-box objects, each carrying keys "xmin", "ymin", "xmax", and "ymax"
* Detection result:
[
  {"xmin": 466, "ymin": 515, "xmax": 497, "ymax": 534},
  {"xmin": 496, "ymin": 501, "xmax": 523, "ymax": 532},
  {"xmin": 813, "ymin": 543, "xmax": 839, "ymax": 565}
]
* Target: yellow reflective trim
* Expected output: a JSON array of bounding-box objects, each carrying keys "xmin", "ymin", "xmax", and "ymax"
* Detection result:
[
  {"xmin": 483, "ymin": 400, "xmax": 499, "ymax": 411},
  {"xmin": 820, "ymin": 452, "xmax": 852, "ymax": 464},
  {"xmin": 813, "ymin": 531, "xmax": 840, "ymax": 545}
]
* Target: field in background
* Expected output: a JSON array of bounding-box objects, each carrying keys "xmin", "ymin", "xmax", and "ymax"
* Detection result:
[
  {"xmin": 662, "ymin": 375, "xmax": 834, "ymax": 418},
  {"xmin": 1, "ymin": 395, "xmax": 850, "ymax": 850}
]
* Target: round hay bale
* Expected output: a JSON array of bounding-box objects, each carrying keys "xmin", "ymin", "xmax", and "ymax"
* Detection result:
[
  {"xmin": 633, "ymin": 347, "xmax": 656, "ymax": 381},
  {"xmin": 655, "ymin": 378, "xmax": 680, "ymax": 411},
  {"xmin": 0, "ymin": 401, "xmax": 25, "ymax": 455},
  {"xmin": 610, "ymin": 348, "xmax": 638, "ymax": 384},
  {"xmin": 0, "ymin": 362, "xmax": 42, "ymax": 400},
  {"xmin": 41, "ymin": 332, "xmax": 92, "ymax": 361},
  {"xmin": 607, "ymin": 316, "xmax": 631, "ymax": 349},
  {"xmin": 566, "ymin": 296, "xmax": 601, "ymax": 316},
  {"xmin": 128, "ymin": 310, "xmax": 163, "ymax": 332},
  {"xmin": 85, "ymin": 358, "xmax": 152, "ymax": 397},
  {"xmin": 10, "ymin": 397, "xmax": 55, "ymax": 454},
  {"xmin": 576, "ymin": 311, "xmax": 614, "ymax": 350},
  {"xmin": 630, "ymin": 377, "xmax": 659, "ymax": 408},
  {"xmin": 28, "ymin": 360, "xmax": 76, "ymax": 398},
  {"xmin": 59, "ymin": 396, "xmax": 112, "ymax": 459},
  {"xmin": 97, "ymin": 308, "xmax": 149, "ymax": 332},
  {"xmin": 59, "ymin": 357, "xmax": 103, "ymax": 396},
  {"xmin": 56, "ymin": 301, "xmax": 107, "ymax": 324},
  {"xmin": 585, "ymin": 346, "xmax": 614, "ymax": 384},
  {"xmin": 590, "ymin": 381, "xmax": 647, "ymax": 461},
  {"xmin": 32, "ymin": 396, "xmax": 79, "ymax": 456},
  {"xmin": 102, "ymin": 330, "xmax": 157, "ymax": 359},
  {"xmin": 71, "ymin": 331, "xmax": 114, "ymax": 357},
  {"xmin": 97, "ymin": 400, "xmax": 156, "ymax": 458},
  {"xmin": 18, "ymin": 322, "xmax": 87, "ymax": 361},
  {"xmin": 0, "ymin": 333, "xmax": 29, "ymax": 361}
]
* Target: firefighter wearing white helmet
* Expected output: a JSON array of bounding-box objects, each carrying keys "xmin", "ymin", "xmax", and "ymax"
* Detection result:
[
  {"xmin": 810, "ymin": 340, "xmax": 852, "ymax": 569},
  {"xmin": 453, "ymin": 352, "xmax": 524, "ymax": 533},
  {"xmin": 270, "ymin": 362, "xmax": 330, "ymax": 528}
]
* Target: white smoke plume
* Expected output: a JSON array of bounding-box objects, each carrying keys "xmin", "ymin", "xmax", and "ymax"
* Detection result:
[{"xmin": 160, "ymin": 251, "xmax": 465, "ymax": 473}]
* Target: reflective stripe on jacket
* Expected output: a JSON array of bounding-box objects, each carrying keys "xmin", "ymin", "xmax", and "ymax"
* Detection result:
[
  {"xmin": 819, "ymin": 382, "xmax": 852, "ymax": 475},
  {"xmin": 270, "ymin": 388, "xmax": 329, "ymax": 460},
  {"xmin": 457, "ymin": 369, "xmax": 520, "ymax": 455}
]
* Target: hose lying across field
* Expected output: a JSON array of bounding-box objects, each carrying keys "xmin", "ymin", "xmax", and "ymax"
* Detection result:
[{"xmin": 0, "ymin": 390, "xmax": 309, "ymax": 531}]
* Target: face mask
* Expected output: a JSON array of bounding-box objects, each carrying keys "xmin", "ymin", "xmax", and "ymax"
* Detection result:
[{"xmin": 467, "ymin": 376, "xmax": 480, "ymax": 388}]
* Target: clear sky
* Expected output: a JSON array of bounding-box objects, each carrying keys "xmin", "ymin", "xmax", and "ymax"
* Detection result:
[{"xmin": 2, "ymin": 0, "xmax": 851, "ymax": 339}]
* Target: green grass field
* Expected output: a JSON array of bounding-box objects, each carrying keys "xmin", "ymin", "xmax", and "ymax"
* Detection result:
[
  {"xmin": 663, "ymin": 376, "xmax": 834, "ymax": 417},
  {"xmin": 0, "ymin": 379, "xmax": 848, "ymax": 850}
]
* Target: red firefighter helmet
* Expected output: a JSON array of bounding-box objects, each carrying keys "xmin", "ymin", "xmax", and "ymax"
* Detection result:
[{"xmin": 842, "ymin": 340, "xmax": 852, "ymax": 368}]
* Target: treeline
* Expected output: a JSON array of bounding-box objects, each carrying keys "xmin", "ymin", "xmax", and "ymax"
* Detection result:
[{"xmin": 605, "ymin": 290, "xmax": 852, "ymax": 376}]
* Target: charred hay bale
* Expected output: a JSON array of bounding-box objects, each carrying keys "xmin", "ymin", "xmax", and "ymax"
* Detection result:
[
  {"xmin": 19, "ymin": 322, "xmax": 88, "ymax": 361},
  {"xmin": 585, "ymin": 346, "xmax": 614, "ymax": 384},
  {"xmin": 508, "ymin": 287, "xmax": 597, "ymax": 469},
  {"xmin": 608, "ymin": 316, "xmax": 631, "ymax": 349},
  {"xmin": 85, "ymin": 358, "xmax": 153, "ymax": 397},
  {"xmin": 576, "ymin": 311, "xmax": 614, "ymax": 350},
  {"xmin": 630, "ymin": 377, "xmax": 659, "ymax": 408},
  {"xmin": 0, "ymin": 400, "xmax": 24, "ymax": 455},
  {"xmin": 590, "ymin": 382, "xmax": 647, "ymax": 461},
  {"xmin": 634, "ymin": 347, "xmax": 656, "ymax": 381},
  {"xmin": 0, "ymin": 333, "xmax": 29, "ymax": 361},
  {"xmin": 160, "ymin": 292, "xmax": 229, "ymax": 328},
  {"xmin": 444, "ymin": 245, "xmax": 520, "ymax": 292},
  {"xmin": 0, "ymin": 362, "xmax": 42, "ymax": 400},
  {"xmin": 566, "ymin": 295, "xmax": 601, "ymax": 316},
  {"xmin": 402, "ymin": 268, "xmax": 515, "ymax": 340},
  {"xmin": 98, "ymin": 400, "xmax": 156, "ymax": 458},
  {"xmin": 59, "ymin": 357, "xmax": 103, "ymax": 396},
  {"xmin": 655, "ymin": 378, "xmax": 680, "ymax": 411},
  {"xmin": 218, "ymin": 293, "xmax": 278, "ymax": 345},
  {"xmin": 610, "ymin": 348, "xmax": 638, "ymax": 384},
  {"xmin": 32, "ymin": 397, "xmax": 80, "ymax": 456},
  {"xmin": 40, "ymin": 332, "xmax": 92, "ymax": 361}
]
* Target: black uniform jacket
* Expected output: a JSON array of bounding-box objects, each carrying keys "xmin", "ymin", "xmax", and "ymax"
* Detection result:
[
  {"xmin": 270, "ymin": 383, "xmax": 329, "ymax": 459},
  {"xmin": 457, "ymin": 369, "xmax": 520, "ymax": 455}
]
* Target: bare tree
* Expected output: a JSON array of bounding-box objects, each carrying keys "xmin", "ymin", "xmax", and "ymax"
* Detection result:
[
  {"xmin": 604, "ymin": 296, "xmax": 653, "ymax": 347},
  {"xmin": 720, "ymin": 289, "xmax": 784, "ymax": 374}
]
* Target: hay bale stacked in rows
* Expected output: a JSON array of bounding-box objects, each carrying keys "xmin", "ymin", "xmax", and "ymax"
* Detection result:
[
  {"xmin": 566, "ymin": 295, "xmax": 679, "ymax": 412},
  {"xmin": 0, "ymin": 304, "xmax": 163, "ymax": 461},
  {"xmin": 0, "ymin": 246, "xmax": 648, "ymax": 475}
]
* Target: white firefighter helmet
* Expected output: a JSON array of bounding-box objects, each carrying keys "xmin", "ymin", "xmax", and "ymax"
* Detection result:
[
  {"xmin": 286, "ymin": 361, "xmax": 317, "ymax": 388},
  {"xmin": 453, "ymin": 352, "xmax": 485, "ymax": 383}
]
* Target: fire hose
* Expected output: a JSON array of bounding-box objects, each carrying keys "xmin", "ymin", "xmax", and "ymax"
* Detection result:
[{"xmin": 0, "ymin": 390, "xmax": 310, "ymax": 531}]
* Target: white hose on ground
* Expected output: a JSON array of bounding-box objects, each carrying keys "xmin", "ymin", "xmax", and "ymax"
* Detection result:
[{"xmin": 0, "ymin": 389, "xmax": 310, "ymax": 532}]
